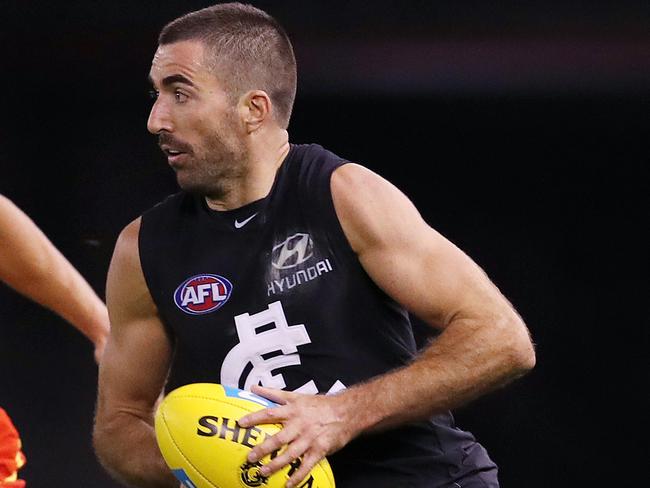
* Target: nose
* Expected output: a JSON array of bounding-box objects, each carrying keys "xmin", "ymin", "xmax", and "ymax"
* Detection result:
[{"xmin": 147, "ymin": 98, "xmax": 174, "ymax": 134}]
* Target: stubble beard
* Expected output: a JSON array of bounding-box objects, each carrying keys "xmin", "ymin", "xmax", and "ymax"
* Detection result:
[{"xmin": 176, "ymin": 131, "xmax": 249, "ymax": 201}]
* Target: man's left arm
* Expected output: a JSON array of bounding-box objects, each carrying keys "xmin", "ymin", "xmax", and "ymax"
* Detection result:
[{"xmin": 239, "ymin": 163, "xmax": 536, "ymax": 486}]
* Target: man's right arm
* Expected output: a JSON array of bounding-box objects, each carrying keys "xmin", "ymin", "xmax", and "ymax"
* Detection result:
[{"xmin": 93, "ymin": 218, "xmax": 178, "ymax": 488}]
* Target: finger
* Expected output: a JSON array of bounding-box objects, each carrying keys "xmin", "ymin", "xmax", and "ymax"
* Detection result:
[
  {"xmin": 286, "ymin": 449, "xmax": 322, "ymax": 488},
  {"xmin": 238, "ymin": 404, "xmax": 287, "ymax": 428},
  {"xmin": 251, "ymin": 385, "xmax": 297, "ymax": 404},
  {"xmin": 259, "ymin": 436, "xmax": 311, "ymax": 476},
  {"xmin": 247, "ymin": 424, "xmax": 299, "ymax": 463}
]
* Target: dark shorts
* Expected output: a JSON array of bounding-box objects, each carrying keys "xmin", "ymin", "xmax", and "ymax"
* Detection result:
[
  {"xmin": 335, "ymin": 466, "xmax": 499, "ymax": 488},
  {"xmin": 444, "ymin": 467, "xmax": 499, "ymax": 488}
]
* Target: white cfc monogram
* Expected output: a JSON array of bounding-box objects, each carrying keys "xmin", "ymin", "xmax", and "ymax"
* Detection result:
[{"xmin": 220, "ymin": 301, "xmax": 346, "ymax": 395}]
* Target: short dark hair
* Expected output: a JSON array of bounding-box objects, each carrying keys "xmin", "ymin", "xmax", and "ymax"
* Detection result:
[{"xmin": 159, "ymin": 2, "xmax": 297, "ymax": 128}]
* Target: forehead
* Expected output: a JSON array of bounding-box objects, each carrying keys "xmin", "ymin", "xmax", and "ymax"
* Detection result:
[{"xmin": 149, "ymin": 40, "xmax": 211, "ymax": 83}]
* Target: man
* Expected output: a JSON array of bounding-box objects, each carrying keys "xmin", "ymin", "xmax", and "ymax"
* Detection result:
[
  {"xmin": 0, "ymin": 194, "xmax": 110, "ymax": 486},
  {"xmin": 93, "ymin": 3, "xmax": 536, "ymax": 488}
]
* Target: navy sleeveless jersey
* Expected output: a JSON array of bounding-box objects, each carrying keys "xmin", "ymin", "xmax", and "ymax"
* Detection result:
[{"xmin": 139, "ymin": 143, "xmax": 498, "ymax": 487}]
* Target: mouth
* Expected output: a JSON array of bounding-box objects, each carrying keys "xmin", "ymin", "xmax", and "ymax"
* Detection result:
[{"xmin": 161, "ymin": 146, "xmax": 188, "ymax": 166}]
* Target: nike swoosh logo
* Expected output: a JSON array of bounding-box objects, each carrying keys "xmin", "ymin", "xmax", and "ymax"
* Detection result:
[{"xmin": 234, "ymin": 212, "xmax": 259, "ymax": 229}]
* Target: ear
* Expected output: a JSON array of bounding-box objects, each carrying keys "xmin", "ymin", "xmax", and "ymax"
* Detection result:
[{"xmin": 240, "ymin": 90, "xmax": 272, "ymax": 133}]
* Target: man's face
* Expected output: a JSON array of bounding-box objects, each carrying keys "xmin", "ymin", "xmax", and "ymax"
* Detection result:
[{"xmin": 147, "ymin": 40, "xmax": 247, "ymax": 198}]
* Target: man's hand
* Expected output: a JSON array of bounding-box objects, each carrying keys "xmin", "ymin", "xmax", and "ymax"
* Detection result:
[{"xmin": 237, "ymin": 385, "xmax": 354, "ymax": 488}]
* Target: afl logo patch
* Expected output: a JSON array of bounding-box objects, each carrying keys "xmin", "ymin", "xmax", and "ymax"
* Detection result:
[{"xmin": 174, "ymin": 274, "xmax": 233, "ymax": 315}]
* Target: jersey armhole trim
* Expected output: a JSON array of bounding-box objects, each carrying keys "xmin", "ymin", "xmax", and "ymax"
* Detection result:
[
  {"xmin": 323, "ymin": 160, "xmax": 359, "ymax": 262},
  {"xmin": 138, "ymin": 212, "xmax": 177, "ymax": 344}
]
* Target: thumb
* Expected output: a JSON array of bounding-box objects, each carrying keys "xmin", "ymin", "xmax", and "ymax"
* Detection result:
[{"xmin": 250, "ymin": 385, "xmax": 297, "ymax": 405}]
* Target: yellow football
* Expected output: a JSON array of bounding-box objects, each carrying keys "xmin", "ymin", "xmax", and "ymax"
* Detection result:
[{"xmin": 154, "ymin": 383, "xmax": 336, "ymax": 488}]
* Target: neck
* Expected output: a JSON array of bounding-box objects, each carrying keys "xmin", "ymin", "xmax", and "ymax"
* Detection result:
[{"xmin": 205, "ymin": 129, "xmax": 290, "ymax": 211}]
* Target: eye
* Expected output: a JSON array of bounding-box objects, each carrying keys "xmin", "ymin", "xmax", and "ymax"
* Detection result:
[
  {"xmin": 148, "ymin": 89, "xmax": 159, "ymax": 100},
  {"xmin": 175, "ymin": 90, "xmax": 188, "ymax": 103}
]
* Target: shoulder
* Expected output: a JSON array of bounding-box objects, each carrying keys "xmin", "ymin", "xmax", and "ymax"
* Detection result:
[
  {"xmin": 107, "ymin": 216, "xmax": 158, "ymax": 318},
  {"xmin": 331, "ymin": 163, "xmax": 414, "ymax": 211},
  {"xmin": 331, "ymin": 163, "xmax": 396, "ymax": 195},
  {"xmin": 331, "ymin": 163, "xmax": 424, "ymax": 254},
  {"xmin": 111, "ymin": 217, "xmax": 143, "ymax": 270}
]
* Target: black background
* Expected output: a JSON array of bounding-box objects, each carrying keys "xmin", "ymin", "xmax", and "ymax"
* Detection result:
[{"xmin": 0, "ymin": 1, "xmax": 647, "ymax": 486}]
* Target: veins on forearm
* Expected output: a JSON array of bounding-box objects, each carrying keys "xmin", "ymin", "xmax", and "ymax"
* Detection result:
[{"xmin": 342, "ymin": 316, "xmax": 530, "ymax": 433}]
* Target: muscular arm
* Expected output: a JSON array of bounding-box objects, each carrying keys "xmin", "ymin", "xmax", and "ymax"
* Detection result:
[
  {"xmin": 0, "ymin": 194, "xmax": 109, "ymax": 361},
  {"xmin": 329, "ymin": 164, "xmax": 536, "ymax": 430},
  {"xmin": 240, "ymin": 164, "xmax": 536, "ymax": 486},
  {"xmin": 93, "ymin": 218, "xmax": 178, "ymax": 488}
]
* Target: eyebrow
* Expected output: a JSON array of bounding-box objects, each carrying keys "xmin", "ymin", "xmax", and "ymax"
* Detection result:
[{"xmin": 148, "ymin": 73, "xmax": 195, "ymax": 88}]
